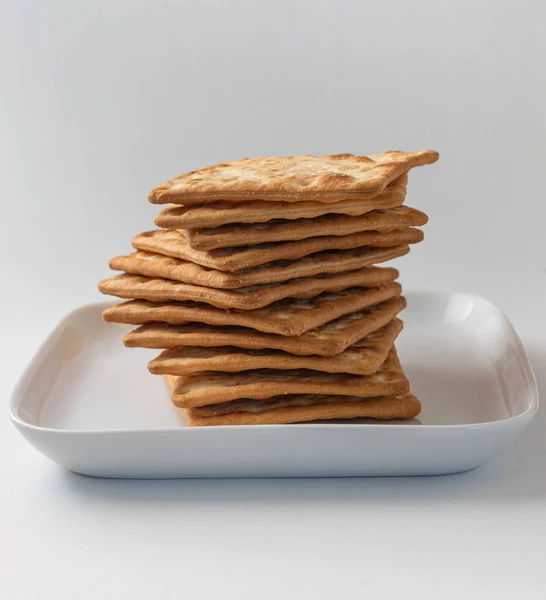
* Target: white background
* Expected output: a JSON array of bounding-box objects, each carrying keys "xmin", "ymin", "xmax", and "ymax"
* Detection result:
[{"xmin": 1, "ymin": 1, "xmax": 546, "ymax": 598}]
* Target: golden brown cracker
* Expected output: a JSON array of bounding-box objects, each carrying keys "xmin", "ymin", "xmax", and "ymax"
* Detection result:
[
  {"xmin": 110, "ymin": 244, "xmax": 412, "ymax": 289},
  {"xmin": 148, "ymin": 318, "xmax": 402, "ymax": 376},
  {"xmin": 123, "ymin": 296, "xmax": 405, "ymax": 356},
  {"xmin": 183, "ymin": 206, "xmax": 428, "ymax": 250},
  {"xmin": 169, "ymin": 348, "xmax": 409, "ymax": 408},
  {"xmin": 177, "ymin": 393, "xmax": 422, "ymax": 426},
  {"xmin": 102, "ymin": 283, "xmax": 401, "ymax": 336},
  {"xmin": 98, "ymin": 264, "xmax": 408, "ymax": 309},
  {"xmin": 148, "ymin": 151, "xmax": 439, "ymax": 204},
  {"xmin": 154, "ymin": 174, "xmax": 407, "ymax": 229},
  {"xmin": 183, "ymin": 226, "xmax": 423, "ymax": 254},
  {"xmin": 133, "ymin": 226, "xmax": 419, "ymax": 272}
]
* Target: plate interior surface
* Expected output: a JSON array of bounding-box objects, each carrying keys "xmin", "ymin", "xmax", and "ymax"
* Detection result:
[{"xmin": 12, "ymin": 291, "xmax": 536, "ymax": 432}]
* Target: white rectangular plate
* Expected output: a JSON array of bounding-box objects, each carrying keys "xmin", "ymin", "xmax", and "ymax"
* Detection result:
[{"xmin": 9, "ymin": 291, "xmax": 538, "ymax": 478}]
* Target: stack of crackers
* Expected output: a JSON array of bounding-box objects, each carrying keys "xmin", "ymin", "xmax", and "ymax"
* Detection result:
[{"xmin": 99, "ymin": 151, "xmax": 438, "ymax": 426}]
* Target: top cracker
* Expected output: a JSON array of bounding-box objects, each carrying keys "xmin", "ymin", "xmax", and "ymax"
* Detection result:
[{"xmin": 148, "ymin": 150, "xmax": 439, "ymax": 205}]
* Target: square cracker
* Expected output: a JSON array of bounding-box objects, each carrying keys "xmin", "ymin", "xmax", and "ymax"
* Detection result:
[
  {"xmin": 181, "ymin": 206, "xmax": 428, "ymax": 250},
  {"xmin": 110, "ymin": 244, "xmax": 412, "ymax": 289},
  {"xmin": 177, "ymin": 393, "xmax": 422, "ymax": 426},
  {"xmin": 169, "ymin": 347, "xmax": 409, "ymax": 408},
  {"xmin": 102, "ymin": 283, "xmax": 401, "ymax": 336},
  {"xmin": 123, "ymin": 294, "xmax": 406, "ymax": 356},
  {"xmin": 133, "ymin": 222, "xmax": 421, "ymax": 272},
  {"xmin": 154, "ymin": 174, "xmax": 408, "ymax": 229},
  {"xmin": 98, "ymin": 263, "xmax": 407, "ymax": 310},
  {"xmin": 148, "ymin": 150, "xmax": 439, "ymax": 205},
  {"xmin": 148, "ymin": 318, "xmax": 402, "ymax": 376}
]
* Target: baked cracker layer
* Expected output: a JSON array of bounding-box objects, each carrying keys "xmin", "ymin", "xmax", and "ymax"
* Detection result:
[
  {"xmin": 169, "ymin": 347, "xmax": 409, "ymax": 408},
  {"xmin": 177, "ymin": 393, "xmax": 421, "ymax": 426},
  {"xmin": 123, "ymin": 295, "xmax": 405, "ymax": 356},
  {"xmin": 148, "ymin": 151, "xmax": 439, "ymax": 204},
  {"xmin": 183, "ymin": 206, "xmax": 428, "ymax": 250},
  {"xmin": 102, "ymin": 282, "xmax": 401, "ymax": 336},
  {"xmin": 98, "ymin": 250, "xmax": 409, "ymax": 309},
  {"xmin": 154, "ymin": 174, "xmax": 407, "ymax": 229},
  {"xmin": 133, "ymin": 224, "xmax": 420, "ymax": 271},
  {"xmin": 110, "ymin": 243, "xmax": 414, "ymax": 289},
  {"xmin": 148, "ymin": 318, "xmax": 402, "ymax": 376}
]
